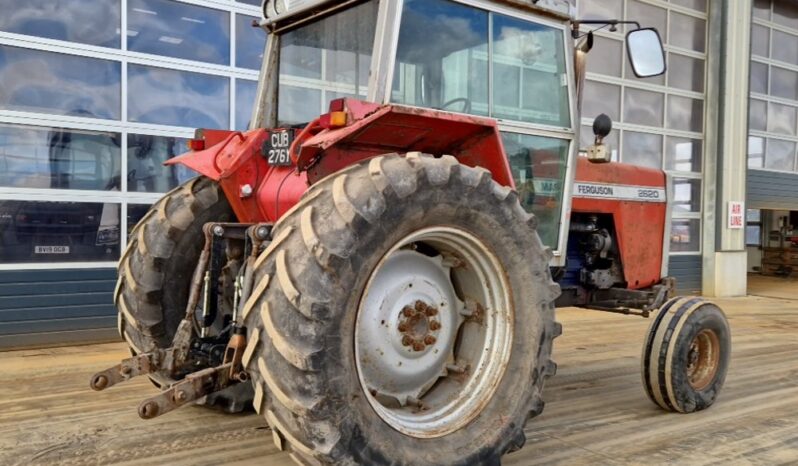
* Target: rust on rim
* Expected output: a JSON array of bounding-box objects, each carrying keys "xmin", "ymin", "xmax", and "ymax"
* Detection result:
[{"xmin": 686, "ymin": 329, "xmax": 720, "ymax": 391}]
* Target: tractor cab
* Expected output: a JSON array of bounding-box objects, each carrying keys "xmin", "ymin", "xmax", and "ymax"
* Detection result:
[{"xmin": 251, "ymin": 0, "xmax": 664, "ymax": 261}]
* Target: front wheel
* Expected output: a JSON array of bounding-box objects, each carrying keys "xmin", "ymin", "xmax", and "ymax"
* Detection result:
[
  {"xmin": 241, "ymin": 153, "xmax": 561, "ymax": 465},
  {"xmin": 641, "ymin": 297, "xmax": 731, "ymax": 413}
]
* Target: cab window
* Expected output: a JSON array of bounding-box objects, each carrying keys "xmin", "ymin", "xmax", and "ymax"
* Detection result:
[{"xmin": 392, "ymin": 0, "xmax": 571, "ymax": 128}]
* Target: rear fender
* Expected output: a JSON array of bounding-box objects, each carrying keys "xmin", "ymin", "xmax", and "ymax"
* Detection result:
[{"xmin": 293, "ymin": 100, "xmax": 516, "ymax": 188}]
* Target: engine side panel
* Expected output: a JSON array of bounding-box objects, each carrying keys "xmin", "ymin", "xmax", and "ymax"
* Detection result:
[{"xmin": 571, "ymin": 157, "xmax": 667, "ymax": 290}]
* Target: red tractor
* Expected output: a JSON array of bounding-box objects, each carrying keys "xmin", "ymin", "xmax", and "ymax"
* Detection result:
[{"xmin": 92, "ymin": 1, "xmax": 731, "ymax": 464}]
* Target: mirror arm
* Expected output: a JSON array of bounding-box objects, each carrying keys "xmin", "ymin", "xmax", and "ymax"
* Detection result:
[{"xmin": 571, "ymin": 19, "xmax": 642, "ymax": 39}]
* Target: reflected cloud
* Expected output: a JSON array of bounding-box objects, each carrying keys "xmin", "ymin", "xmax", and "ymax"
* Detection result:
[
  {"xmin": 0, "ymin": 0, "xmax": 120, "ymax": 48},
  {"xmin": 128, "ymin": 64, "xmax": 229, "ymax": 129},
  {"xmin": 0, "ymin": 45, "xmax": 121, "ymax": 119}
]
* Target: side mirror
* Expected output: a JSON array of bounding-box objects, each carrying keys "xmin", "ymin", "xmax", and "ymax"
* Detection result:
[{"xmin": 626, "ymin": 28, "xmax": 666, "ymax": 78}]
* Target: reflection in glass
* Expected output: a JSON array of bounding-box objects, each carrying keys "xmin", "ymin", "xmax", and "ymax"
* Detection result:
[
  {"xmin": 128, "ymin": 0, "xmax": 230, "ymax": 64},
  {"xmin": 585, "ymin": 36, "xmax": 622, "ymax": 77},
  {"xmin": 771, "ymin": 66, "xmax": 798, "ymax": 100},
  {"xmin": 279, "ymin": 86, "xmax": 322, "ymax": 126},
  {"xmin": 670, "ymin": 218, "xmax": 700, "ymax": 252},
  {"xmin": 622, "ymin": 131, "xmax": 662, "ymax": 169},
  {"xmin": 748, "ymin": 136, "xmax": 765, "ymax": 169},
  {"xmin": 668, "ymin": 12, "xmax": 705, "ymax": 53},
  {"xmin": 0, "ymin": 0, "xmax": 120, "ymax": 48},
  {"xmin": 668, "ymin": 53, "xmax": 704, "ymax": 93},
  {"xmin": 236, "ymin": 14, "xmax": 266, "ymax": 70},
  {"xmin": 501, "ymin": 132, "xmax": 570, "ymax": 247},
  {"xmin": 672, "ymin": 178, "xmax": 701, "ymax": 213},
  {"xmin": 392, "ymin": 0, "xmax": 489, "ymax": 115},
  {"xmin": 128, "ymin": 134, "xmax": 196, "ymax": 193},
  {"xmin": 0, "ymin": 45, "xmax": 121, "ymax": 120},
  {"xmin": 279, "ymin": 1, "xmax": 377, "ymax": 124},
  {"xmin": 128, "ymin": 203, "xmax": 152, "ymax": 237},
  {"xmin": 128, "ymin": 64, "xmax": 229, "ymax": 129},
  {"xmin": 236, "ymin": 80, "xmax": 258, "ymax": 130},
  {"xmin": 665, "ymin": 137, "xmax": 702, "ymax": 173},
  {"xmin": 0, "ymin": 124, "xmax": 120, "ymax": 190},
  {"xmin": 772, "ymin": 30, "xmax": 798, "ymax": 65},
  {"xmin": 767, "ymin": 102, "xmax": 797, "ymax": 136},
  {"xmin": 623, "ymin": 88, "xmax": 664, "ymax": 127},
  {"xmin": 494, "ymin": 13, "xmax": 570, "ymax": 126},
  {"xmin": 667, "ymin": 95, "xmax": 703, "ymax": 133},
  {"xmin": 751, "ymin": 25, "xmax": 769, "ymax": 59},
  {"xmin": 582, "ymin": 80, "xmax": 620, "ymax": 121},
  {"xmin": 774, "ymin": 0, "xmax": 798, "ymax": 30},
  {"xmin": 749, "ymin": 99, "xmax": 766, "ymax": 132},
  {"xmin": 0, "ymin": 201, "xmax": 120, "ymax": 263},
  {"xmin": 577, "ymin": 0, "xmax": 623, "ymax": 25},
  {"xmin": 765, "ymin": 138, "xmax": 796, "ymax": 171},
  {"xmin": 749, "ymin": 61, "xmax": 768, "ymax": 95}
]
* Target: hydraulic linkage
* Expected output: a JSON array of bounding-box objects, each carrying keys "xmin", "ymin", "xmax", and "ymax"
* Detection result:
[{"xmin": 90, "ymin": 222, "xmax": 272, "ymax": 419}]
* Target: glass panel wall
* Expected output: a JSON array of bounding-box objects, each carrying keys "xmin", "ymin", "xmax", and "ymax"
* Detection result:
[
  {"xmin": 577, "ymin": 0, "xmax": 707, "ymax": 254},
  {"xmin": 748, "ymin": 0, "xmax": 798, "ymax": 174},
  {"xmin": 0, "ymin": 0, "xmax": 263, "ymax": 266}
]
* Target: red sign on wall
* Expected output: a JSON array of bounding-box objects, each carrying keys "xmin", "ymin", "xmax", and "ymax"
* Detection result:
[{"xmin": 728, "ymin": 201, "xmax": 744, "ymax": 229}]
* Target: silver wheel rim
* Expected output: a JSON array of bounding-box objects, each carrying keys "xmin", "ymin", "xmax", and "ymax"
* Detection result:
[{"xmin": 355, "ymin": 226, "xmax": 513, "ymax": 438}]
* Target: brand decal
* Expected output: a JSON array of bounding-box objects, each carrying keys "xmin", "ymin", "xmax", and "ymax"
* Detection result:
[{"xmin": 573, "ymin": 182, "xmax": 666, "ymax": 203}]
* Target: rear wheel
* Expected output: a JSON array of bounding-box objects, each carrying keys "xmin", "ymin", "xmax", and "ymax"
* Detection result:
[
  {"xmin": 641, "ymin": 297, "xmax": 731, "ymax": 413},
  {"xmin": 241, "ymin": 153, "xmax": 561, "ymax": 465},
  {"xmin": 115, "ymin": 176, "xmax": 252, "ymax": 412}
]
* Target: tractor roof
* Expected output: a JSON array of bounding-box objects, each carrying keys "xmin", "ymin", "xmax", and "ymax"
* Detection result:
[{"xmin": 261, "ymin": 0, "xmax": 573, "ymax": 31}]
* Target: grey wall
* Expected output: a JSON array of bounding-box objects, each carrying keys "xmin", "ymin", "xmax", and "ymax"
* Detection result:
[
  {"xmin": 669, "ymin": 255, "xmax": 703, "ymax": 295},
  {"xmin": 0, "ymin": 268, "xmax": 118, "ymax": 349},
  {"xmin": 747, "ymin": 169, "xmax": 798, "ymax": 210}
]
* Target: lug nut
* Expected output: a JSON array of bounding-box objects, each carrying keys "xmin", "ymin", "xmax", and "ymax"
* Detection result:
[
  {"xmin": 412, "ymin": 341, "xmax": 426, "ymax": 352},
  {"xmin": 401, "ymin": 336, "xmax": 413, "ymax": 346},
  {"xmin": 424, "ymin": 335, "xmax": 436, "ymax": 345},
  {"xmin": 414, "ymin": 301, "xmax": 427, "ymax": 312},
  {"xmin": 429, "ymin": 320, "xmax": 441, "ymax": 331},
  {"xmin": 398, "ymin": 322, "xmax": 408, "ymax": 332},
  {"xmin": 403, "ymin": 307, "xmax": 414, "ymax": 317},
  {"xmin": 425, "ymin": 307, "xmax": 438, "ymax": 316}
]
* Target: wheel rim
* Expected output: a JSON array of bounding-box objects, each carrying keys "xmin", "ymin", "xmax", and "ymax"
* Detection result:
[
  {"xmin": 355, "ymin": 226, "xmax": 513, "ymax": 438},
  {"xmin": 686, "ymin": 328, "xmax": 720, "ymax": 391}
]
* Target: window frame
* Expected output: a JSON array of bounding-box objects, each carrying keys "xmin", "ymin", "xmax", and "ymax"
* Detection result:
[{"xmin": 377, "ymin": 0, "xmax": 578, "ymax": 263}]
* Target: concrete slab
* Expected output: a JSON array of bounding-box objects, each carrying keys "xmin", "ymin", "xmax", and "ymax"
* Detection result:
[{"xmin": 0, "ymin": 291, "xmax": 796, "ymax": 465}]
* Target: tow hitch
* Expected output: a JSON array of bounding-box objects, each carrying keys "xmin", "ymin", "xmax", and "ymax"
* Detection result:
[{"xmin": 90, "ymin": 222, "xmax": 271, "ymax": 419}]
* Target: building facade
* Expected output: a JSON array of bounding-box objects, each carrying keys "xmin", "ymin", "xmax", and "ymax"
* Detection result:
[{"xmin": 0, "ymin": 0, "xmax": 788, "ymax": 347}]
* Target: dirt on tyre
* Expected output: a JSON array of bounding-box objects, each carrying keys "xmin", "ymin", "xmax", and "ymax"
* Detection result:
[
  {"xmin": 642, "ymin": 296, "xmax": 731, "ymax": 413},
  {"xmin": 115, "ymin": 176, "xmax": 253, "ymax": 412},
  {"xmin": 240, "ymin": 153, "xmax": 562, "ymax": 465}
]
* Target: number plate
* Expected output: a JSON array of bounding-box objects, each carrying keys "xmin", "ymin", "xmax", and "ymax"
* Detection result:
[
  {"xmin": 35, "ymin": 245, "xmax": 70, "ymax": 254},
  {"xmin": 263, "ymin": 129, "xmax": 294, "ymax": 166}
]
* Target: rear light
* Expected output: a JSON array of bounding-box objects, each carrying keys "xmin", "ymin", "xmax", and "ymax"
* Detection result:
[
  {"xmin": 187, "ymin": 138, "xmax": 205, "ymax": 151},
  {"xmin": 329, "ymin": 98, "xmax": 345, "ymax": 113}
]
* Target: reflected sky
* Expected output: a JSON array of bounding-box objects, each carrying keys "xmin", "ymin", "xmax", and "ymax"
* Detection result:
[
  {"xmin": 0, "ymin": 0, "xmax": 121, "ymax": 48},
  {"xmin": 236, "ymin": 14, "xmax": 265, "ymax": 70},
  {"xmin": 128, "ymin": 0, "xmax": 229, "ymax": 65},
  {"xmin": 236, "ymin": 80, "xmax": 258, "ymax": 130},
  {"xmin": 0, "ymin": 45, "xmax": 121, "ymax": 119},
  {"xmin": 128, "ymin": 64, "xmax": 229, "ymax": 129}
]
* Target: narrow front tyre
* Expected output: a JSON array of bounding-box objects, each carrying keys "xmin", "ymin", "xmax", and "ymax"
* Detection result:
[{"xmin": 642, "ymin": 297, "xmax": 731, "ymax": 413}]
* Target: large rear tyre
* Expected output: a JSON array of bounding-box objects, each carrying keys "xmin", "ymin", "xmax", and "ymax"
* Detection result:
[
  {"xmin": 641, "ymin": 297, "xmax": 731, "ymax": 413},
  {"xmin": 115, "ymin": 176, "xmax": 253, "ymax": 412},
  {"xmin": 241, "ymin": 153, "xmax": 562, "ymax": 465}
]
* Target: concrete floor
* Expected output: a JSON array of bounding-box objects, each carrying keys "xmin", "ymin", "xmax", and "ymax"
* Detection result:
[{"xmin": 0, "ymin": 275, "xmax": 796, "ymax": 465}]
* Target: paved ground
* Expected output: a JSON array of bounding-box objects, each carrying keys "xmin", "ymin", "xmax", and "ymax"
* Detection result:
[{"xmin": 0, "ymin": 275, "xmax": 796, "ymax": 465}]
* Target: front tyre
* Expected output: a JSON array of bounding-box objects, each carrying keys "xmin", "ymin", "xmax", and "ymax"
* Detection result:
[
  {"xmin": 642, "ymin": 297, "xmax": 731, "ymax": 413},
  {"xmin": 241, "ymin": 153, "xmax": 561, "ymax": 465}
]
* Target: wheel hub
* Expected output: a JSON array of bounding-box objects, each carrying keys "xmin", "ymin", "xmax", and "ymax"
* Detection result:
[
  {"xmin": 686, "ymin": 328, "xmax": 720, "ymax": 391},
  {"xmin": 355, "ymin": 227, "xmax": 513, "ymax": 438}
]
